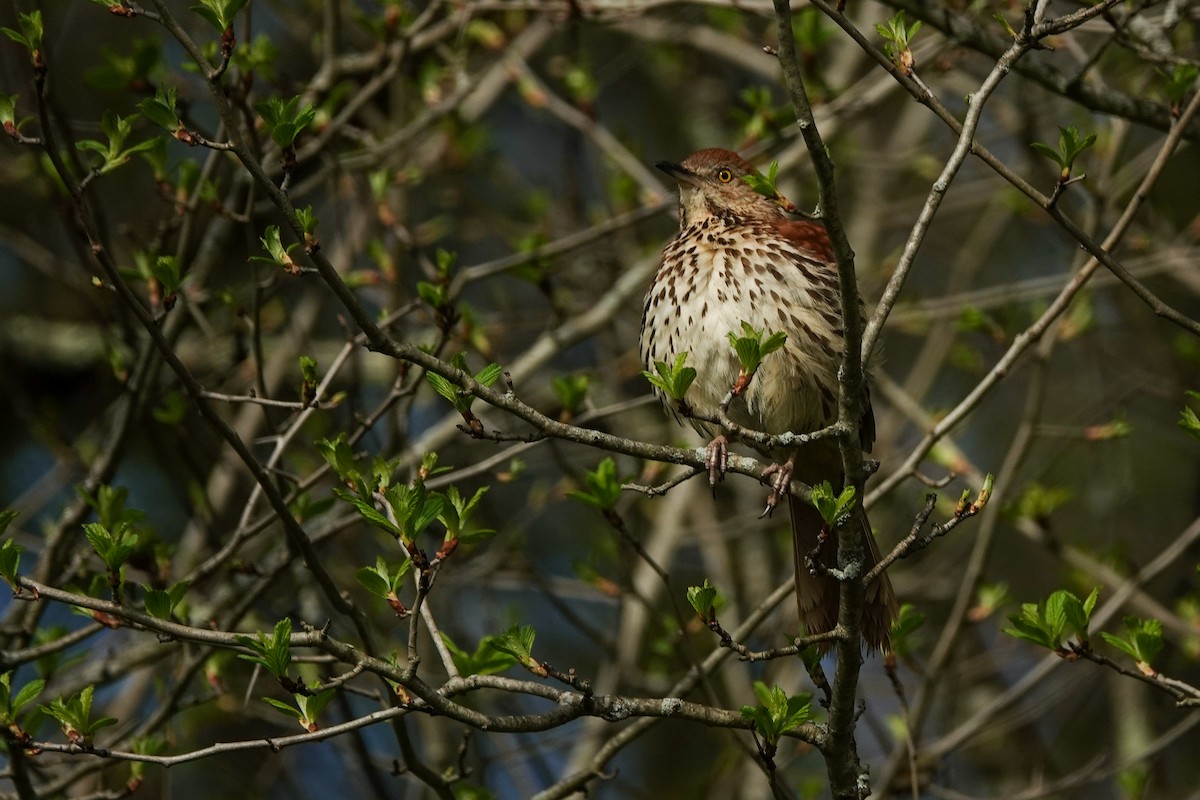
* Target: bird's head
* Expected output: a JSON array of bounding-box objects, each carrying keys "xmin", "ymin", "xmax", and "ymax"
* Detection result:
[{"xmin": 656, "ymin": 148, "xmax": 782, "ymax": 227}]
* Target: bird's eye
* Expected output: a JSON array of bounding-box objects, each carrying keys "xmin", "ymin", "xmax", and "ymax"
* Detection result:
[{"xmin": 717, "ymin": 168, "xmax": 734, "ymax": 183}]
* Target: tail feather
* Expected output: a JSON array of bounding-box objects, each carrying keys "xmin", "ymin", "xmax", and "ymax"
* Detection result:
[{"xmin": 788, "ymin": 493, "xmax": 897, "ymax": 651}]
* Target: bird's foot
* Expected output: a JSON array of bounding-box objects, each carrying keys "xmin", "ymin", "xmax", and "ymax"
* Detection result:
[
  {"xmin": 758, "ymin": 459, "xmax": 795, "ymax": 518},
  {"xmin": 705, "ymin": 435, "xmax": 729, "ymax": 490}
]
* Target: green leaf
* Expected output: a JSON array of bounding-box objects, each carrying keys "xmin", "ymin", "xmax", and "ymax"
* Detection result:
[
  {"xmin": 0, "ymin": 531, "xmax": 23, "ymax": 589},
  {"xmin": 643, "ymin": 352, "xmax": 696, "ymax": 402},
  {"xmin": 40, "ymin": 685, "xmax": 116, "ymax": 743},
  {"xmin": 417, "ymin": 281, "xmax": 447, "ymax": 309},
  {"xmin": 0, "ymin": 94, "xmax": 17, "ymax": 127},
  {"xmin": 808, "ymin": 482, "xmax": 857, "ymax": 527},
  {"xmin": 380, "ymin": 482, "xmax": 444, "ymax": 544},
  {"xmin": 475, "ymin": 363, "xmax": 504, "ymax": 389},
  {"xmin": 336, "ymin": 489, "xmax": 402, "ymax": 538},
  {"xmin": 1063, "ymin": 587, "xmax": 1097, "ymax": 644},
  {"xmin": 143, "ymin": 589, "xmax": 171, "ymax": 620},
  {"xmin": 438, "ymin": 486, "xmax": 492, "ymax": 542},
  {"xmin": 1032, "ymin": 125, "xmax": 1097, "ymax": 178},
  {"xmin": 138, "ymin": 85, "xmax": 181, "ymax": 131},
  {"xmin": 686, "ymin": 580, "xmax": 720, "ymax": 623},
  {"xmin": 551, "ymin": 374, "xmax": 590, "ymax": 414},
  {"xmin": 85, "ymin": 37, "xmax": 162, "ymax": 91},
  {"xmin": 0, "ymin": 672, "xmax": 44, "ymax": 725},
  {"xmin": 435, "ymin": 248, "xmax": 457, "ymax": 276},
  {"xmin": 741, "ymin": 161, "xmax": 781, "ymax": 200},
  {"xmin": 442, "ymin": 632, "xmax": 518, "ymax": 676},
  {"xmin": 1030, "ymin": 141, "xmax": 1065, "ymax": 169},
  {"xmin": 1007, "ymin": 482, "xmax": 1072, "ymax": 521},
  {"xmin": 235, "ymin": 618, "xmax": 293, "ymax": 679},
  {"xmin": 889, "ymin": 603, "xmax": 925, "ymax": 656},
  {"xmin": 355, "ymin": 565, "xmax": 391, "ymax": 598},
  {"xmin": 316, "ymin": 434, "xmax": 364, "ymax": 491},
  {"xmin": 143, "ymin": 581, "xmax": 187, "ymax": 620},
  {"xmin": 74, "ymin": 111, "xmax": 157, "ymax": 176},
  {"xmin": 1003, "ymin": 589, "xmax": 1095, "ymax": 652},
  {"xmin": 296, "ymin": 688, "xmax": 335, "ymax": 728},
  {"xmin": 192, "ymin": 0, "xmax": 247, "ymax": 32},
  {"xmin": 1100, "ymin": 616, "xmax": 1164, "ymax": 673},
  {"xmin": 83, "ymin": 522, "xmax": 139, "ymax": 574},
  {"xmin": 488, "ymin": 624, "xmax": 541, "ymax": 675},
  {"xmin": 1161, "ymin": 64, "xmax": 1200, "ymax": 105},
  {"xmin": 452, "ymin": 783, "xmax": 497, "ymax": 800},
  {"xmin": 1, "ymin": 10, "xmax": 43, "ymax": 52},
  {"xmin": 740, "ymin": 682, "xmax": 812, "ymax": 745},
  {"xmin": 256, "ymin": 225, "xmax": 300, "ymax": 271},
  {"xmin": 152, "ymin": 389, "xmax": 187, "ymax": 424},
  {"xmin": 566, "ymin": 458, "xmax": 623, "ymax": 510},
  {"xmin": 255, "ymin": 95, "xmax": 317, "ymax": 150},
  {"xmin": 263, "ymin": 696, "xmax": 302, "ymax": 720},
  {"xmin": 726, "ymin": 321, "xmax": 787, "ymax": 374},
  {"xmin": 355, "ymin": 555, "xmax": 411, "ymax": 600},
  {"xmin": 1179, "ymin": 391, "xmax": 1200, "ymax": 441},
  {"xmin": 10, "ymin": 678, "xmax": 44, "ymax": 716},
  {"xmin": 295, "ymin": 205, "xmax": 318, "ymax": 235},
  {"xmin": 149, "ymin": 255, "xmax": 182, "ymax": 294},
  {"xmin": 874, "ymin": 10, "xmax": 921, "ymax": 68},
  {"xmin": 426, "ymin": 372, "xmax": 461, "ymax": 407}
]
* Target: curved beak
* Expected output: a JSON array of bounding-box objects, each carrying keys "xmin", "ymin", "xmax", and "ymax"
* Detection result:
[{"xmin": 656, "ymin": 160, "xmax": 701, "ymax": 188}]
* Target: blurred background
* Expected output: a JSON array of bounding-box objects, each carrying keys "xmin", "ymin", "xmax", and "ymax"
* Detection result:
[{"xmin": 1, "ymin": 0, "xmax": 1199, "ymax": 798}]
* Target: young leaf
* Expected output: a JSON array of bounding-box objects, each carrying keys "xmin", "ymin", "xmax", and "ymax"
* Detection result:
[
  {"xmin": 438, "ymin": 486, "xmax": 493, "ymax": 544},
  {"xmin": 488, "ymin": 624, "xmax": 545, "ymax": 676},
  {"xmin": 726, "ymin": 321, "xmax": 788, "ymax": 375},
  {"xmin": 643, "ymin": 352, "xmax": 696, "ymax": 402},
  {"xmin": 808, "ymin": 481, "xmax": 857, "ymax": 527},
  {"xmin": 687, "ymin": 580, "xmax": 720, "ymax": 623},
  {"xmin": 138, "ymin": 85, "xmax": 182, "ymax": 132},
  {"xmin": 739, "ymin": 681, "xmax": 812, "ymax": 747},
  {"xmin": 551, "ymin": 374, "xmax": 590, "ymax": 416},
  {"xmin": 566, "ymin": 458, "xmax": 623, "ymax": 511},
  {"xmin": 1, "ymin": 11, "xmax": 43, "ymax": 55},
  {"xmin": 1031, "ymin": 125, "xmax": 1097, "ymax": 180},
  {"xmin": 192, "ymin": 0, "xmax": 248, "ymax": 32},
  {"xmin": 40, "ymin": 685, "xmax": 117, "ymax": 745},
  {"xmin": 0, "ymin": 525, "xmax": 23, "ymax": 591},
  {"xmin": 1099, "ymin": 616, "xmax": 1164, "ymax": 675},
  {"xmin": 1179, "ymin": 391, "xmax": 1200, "ymax": 441},
  {"xmin": 441, "ymin": 632, "xmax": 518, "ymax": 676},
  {"xmin": 875, "ymin": 10, "xmax": 921, "ymax": 72},
  {"xmin": 255, "ymin": 95, "xmax": 317, "ymax": 150},
  {"xmin": 356, "ymin": 555, "xmax": 411, "ymax": 614},
  {"xmin": 235, "ymin": 618, "xmax": 293, "ymax": 679},
  {"xmin": 143, "ymin": 581, "xmax": 188, "ymax": 621},
  {"xmin": 1003, "ymin": 588, "xmax": 1095, "ymax": 653},
  {"xmin": 889, "ymin": 603, "xmax": 925, "ymax": 658},
  {"xmin": 0, "ymin": 672, "xmax": 44, "ymax": 728}
]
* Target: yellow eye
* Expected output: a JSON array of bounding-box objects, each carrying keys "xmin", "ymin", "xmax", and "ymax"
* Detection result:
[{"xmin": 717, "ymin": 168, "xmax": 734, "ymax": 183}]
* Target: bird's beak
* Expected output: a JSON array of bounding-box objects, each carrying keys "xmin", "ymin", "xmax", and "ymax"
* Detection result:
[{"xmin": 656, "ymin": 160, "xmax": 701, "ymax": 188}]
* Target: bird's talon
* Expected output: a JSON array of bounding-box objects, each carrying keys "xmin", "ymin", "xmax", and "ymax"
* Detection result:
[
  {"xmin": 705, "ymin": 435, "xmax": 730, "ymax": 487},
  {"xmin": 759, "ymin": 460, "xmax": 794, "ymax": 519}
]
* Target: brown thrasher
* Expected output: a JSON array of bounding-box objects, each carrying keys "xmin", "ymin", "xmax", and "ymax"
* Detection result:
[{"xmin": 639, "ymin": 147, "xmax": 897, "ymax": 650}]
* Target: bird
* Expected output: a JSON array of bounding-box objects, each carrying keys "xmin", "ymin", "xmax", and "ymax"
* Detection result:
[{"xmin": 639, "ymin": 147, "xmax": 897, "ymax": 650}]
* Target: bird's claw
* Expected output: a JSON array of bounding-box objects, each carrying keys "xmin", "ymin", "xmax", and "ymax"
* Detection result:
[
  {"xmin": 705, "ymin": 435, "xmax": 729, "ymax": 489},
  {"xmin": 758, "ymin": 461, "xmax": 795, "ymax": 519}
]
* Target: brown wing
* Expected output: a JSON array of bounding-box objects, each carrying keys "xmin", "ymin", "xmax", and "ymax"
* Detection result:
[
  {"xmin": 778, "ymin": 219, "xmax": 875, "ymax": 452},
  {"xmin": 777, "ymin": 219, "xmax": 835, "ymax": 262}
]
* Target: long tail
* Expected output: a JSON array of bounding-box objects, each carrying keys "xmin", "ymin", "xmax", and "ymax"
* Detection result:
[{"xmin": 788, "ymin": 493, "xmax": 897, "ymax": 651}]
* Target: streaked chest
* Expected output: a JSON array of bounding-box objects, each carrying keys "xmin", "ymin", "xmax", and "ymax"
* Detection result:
[{"xmin": 639, "ymin": 218, "xmax": 845, "ymax": 433}]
